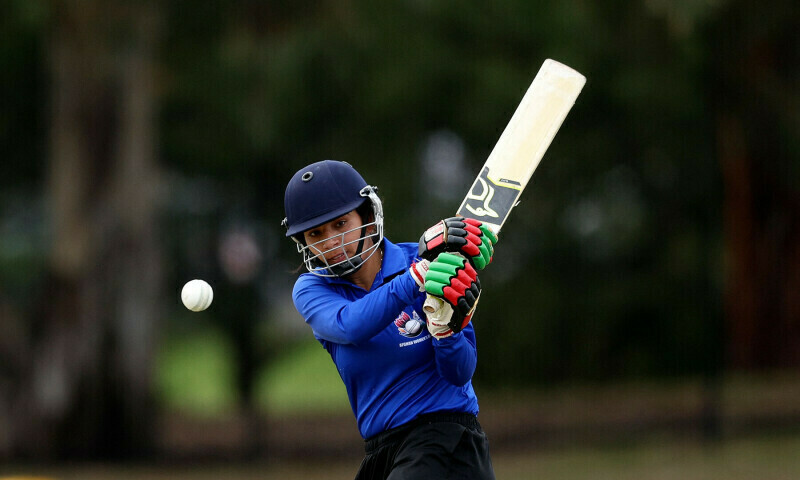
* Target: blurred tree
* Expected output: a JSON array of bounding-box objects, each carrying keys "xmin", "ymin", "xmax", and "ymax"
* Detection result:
[
  {"xmin": 705, "ymin": 0, "xmax": 800, "ymax": 369},
  {"xmin": 0, "ymin": 0, "xmax": 46, "ymax": 187},
  {"xmin": 153, "ymin": 0, "xmax": 791, "ymax": 385},
  {"xmin": 0, "ymin": 0, "xmax": 798, "ymax": 461},
  {"xmin": 6, "ymin": 0, "xmax": 163, "ymax": 459}
]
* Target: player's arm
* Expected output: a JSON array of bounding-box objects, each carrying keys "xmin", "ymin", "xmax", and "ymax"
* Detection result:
[
  {"xmin": 431, "ymin": 323, "xmax": 477, "ymax": 386},
  {"xmin": 293, "ymin": 273, "xmax": 420, "ymax": 345},
  {"xmin": 409, "ymin": 254, "xmax": 480, "ymax": 385}
]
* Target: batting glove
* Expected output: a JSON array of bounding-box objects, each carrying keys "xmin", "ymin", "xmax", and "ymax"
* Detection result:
[
  {"xmin": 424, "ymin": 252, "xmax": 481, "ymax": 333},
  {"xmin": 424, "ymin": 296, "xmax": 456, "ymax": 339},
  {"xmin": 409, "ymin": 259, "xmax": 431, "ymax": 291},
  {"xmin": 419, "ymin": 217, "xmax": 498, "ymax": 270}
]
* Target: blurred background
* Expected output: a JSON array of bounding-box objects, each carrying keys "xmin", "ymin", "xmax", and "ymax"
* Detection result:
[{"xmin": 1, "ymin": 0, "xmax": 798, "ymax": 478}]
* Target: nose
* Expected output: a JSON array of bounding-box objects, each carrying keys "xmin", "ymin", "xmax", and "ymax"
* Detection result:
[{"xmin": 321, "ymin": 231, "xmax": 341, "ymax": 250}]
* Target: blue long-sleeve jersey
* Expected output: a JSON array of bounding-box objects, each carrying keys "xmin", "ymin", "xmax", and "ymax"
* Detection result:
[{"xmin": 292, "ymin": 238, "xmax": 480, "ymax": 439}]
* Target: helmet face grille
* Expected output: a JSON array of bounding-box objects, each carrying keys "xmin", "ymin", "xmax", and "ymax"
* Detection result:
[
  {"xmin": 299, "ymin": 219, "xmax": 381, "ymax": 277},
  {"xmin": 297, "ymin": 186, "xmax": 384, "ymax": 278}
]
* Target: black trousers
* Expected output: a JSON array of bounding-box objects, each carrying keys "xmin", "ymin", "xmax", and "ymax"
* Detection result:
[{"xmin": 354, "ymin": 412, "xmax": 495, "ymax": 480}]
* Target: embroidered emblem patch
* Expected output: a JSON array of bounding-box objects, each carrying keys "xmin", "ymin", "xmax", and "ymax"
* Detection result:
[{"xmin": 394, "ymin": 310, "xmax": 425, "ymax": 338}]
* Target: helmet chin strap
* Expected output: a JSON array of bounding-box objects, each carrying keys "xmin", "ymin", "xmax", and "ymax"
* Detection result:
[{"xmin": 353, "ymin": 225, "xmax": 368, "ymax": 256}]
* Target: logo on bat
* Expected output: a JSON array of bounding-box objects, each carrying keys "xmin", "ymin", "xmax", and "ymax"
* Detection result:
[
  {"xmin": 461, "ymin": 167, "xmax": 520, "ymax": 221},
  {"xmin": 464, "ymin": 177, "xmax": 498, "ymax": 218}
]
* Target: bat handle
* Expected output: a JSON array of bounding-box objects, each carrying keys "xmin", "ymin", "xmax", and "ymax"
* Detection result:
[{"xmin": 423, "ymin": 295, "xmax": 445, "ymax": 314}]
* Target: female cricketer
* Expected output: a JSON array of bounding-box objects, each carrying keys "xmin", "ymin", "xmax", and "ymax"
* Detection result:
[{"xmin": 282, "ymin": 160, "xmax": 497, "ymax": 479}]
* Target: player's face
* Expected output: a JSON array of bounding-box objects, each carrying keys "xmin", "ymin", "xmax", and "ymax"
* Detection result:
[{"xmin": 303, "ymin": 210, "xmax": 367, "ymax": 264}]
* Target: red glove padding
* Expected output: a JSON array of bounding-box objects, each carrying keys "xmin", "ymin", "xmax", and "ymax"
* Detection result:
[{"xmin": 418, "ymin": 217, "xmax": 497, "ymax": 270}]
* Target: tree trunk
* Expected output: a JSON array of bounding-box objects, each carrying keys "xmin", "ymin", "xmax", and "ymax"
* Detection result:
[
  {"xmin": 10, "ymin": 0, "xmax": 163, "ymax": 459},
  {"xmin": 711, "ymin": 0, "xmax": 800, "ymax": 370}
]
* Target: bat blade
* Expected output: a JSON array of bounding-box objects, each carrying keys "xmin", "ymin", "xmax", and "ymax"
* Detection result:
[
  {"xmin": 457, "ymin": 59, "xmax": 586, "ymax": 234},
  {"xmin": 424, "ymin": 59, "xmax": 586, "ymax": 315}
]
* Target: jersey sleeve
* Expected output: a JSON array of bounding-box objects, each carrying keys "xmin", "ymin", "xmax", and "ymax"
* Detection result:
[
  {"xmin": 293, "ymin": 271, "xmax": 421, "ymax": 345},
  {"xmin": 430, "ymin": 324, "xmax": 478, "ymax": 386}
]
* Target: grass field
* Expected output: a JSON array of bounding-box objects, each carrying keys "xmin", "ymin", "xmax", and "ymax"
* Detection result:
[
  {"xmin": 155, "ymin": 332, "xmax": 351, "ymax": 417},
  {"xmin": 11, "ymin": 334, "xmax": 791, "ymax": 479},
  {"xmin": 5, "ymin": 433, "xmax": 800, "ymax": 479}
]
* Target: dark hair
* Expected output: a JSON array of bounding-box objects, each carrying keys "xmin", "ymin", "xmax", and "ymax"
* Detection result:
[{"xmin": 355, "ymin": 199, "xmax": 373, "ymax": 222}]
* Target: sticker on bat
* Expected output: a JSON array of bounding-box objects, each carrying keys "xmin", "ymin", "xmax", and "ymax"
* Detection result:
[{"xmin": 459, "ymin": 167, "xmax": 521, "ymax": 221}]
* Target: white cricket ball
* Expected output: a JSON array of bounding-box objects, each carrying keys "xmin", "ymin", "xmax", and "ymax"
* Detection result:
[{"xmin": 181, "ymin": 279, "xmax": 213, "ymax": 312}]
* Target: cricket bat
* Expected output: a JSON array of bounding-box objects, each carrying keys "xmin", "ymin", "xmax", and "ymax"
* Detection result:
[{"xmin": 424, "ymin": 59, "xmax": 586, "ymax": 315}]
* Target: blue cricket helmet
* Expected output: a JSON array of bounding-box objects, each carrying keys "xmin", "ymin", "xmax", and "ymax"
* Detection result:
[
  {"xmin": 283, "ymin": 160, "xmax": 370, "ymax": 237},
  {"xmin": 282, "ymin": 160, "xmax": 384, "ymax": 277}
]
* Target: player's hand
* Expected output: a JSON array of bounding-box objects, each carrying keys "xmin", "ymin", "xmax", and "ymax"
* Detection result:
[
  {"xmin": 424, "ymin": 296, "xmax": 455, "ymax": 339},
  {"xmin": 408, "ymin": 259, "xmax": 431, "ymax": 292},
  {"xmin": 419, "ymin": 217, "xmax": 497, "ymax": 270},
  {"xmin": 424, "ymin": 252, "xmax": 481, "ymax": 334}
]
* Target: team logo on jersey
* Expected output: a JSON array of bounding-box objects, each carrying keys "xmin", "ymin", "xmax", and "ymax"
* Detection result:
[{"xmin": 394, "ymin": 310, "xmax": 425, "ymax": 338}]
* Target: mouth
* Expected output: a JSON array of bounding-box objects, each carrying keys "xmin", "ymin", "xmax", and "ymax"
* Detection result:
[{"xmin": 327, "ymin": 253, "xmax": 346, "ymax": 264}]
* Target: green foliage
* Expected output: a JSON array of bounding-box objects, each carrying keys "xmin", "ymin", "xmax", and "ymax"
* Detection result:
[
  {"xmin": 0, "ymin": 0, "xmax": 47, "ymax": 186},
  {"xmin": 2, "ymin": 0, "xmax": 795, "ymax": 390}
]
